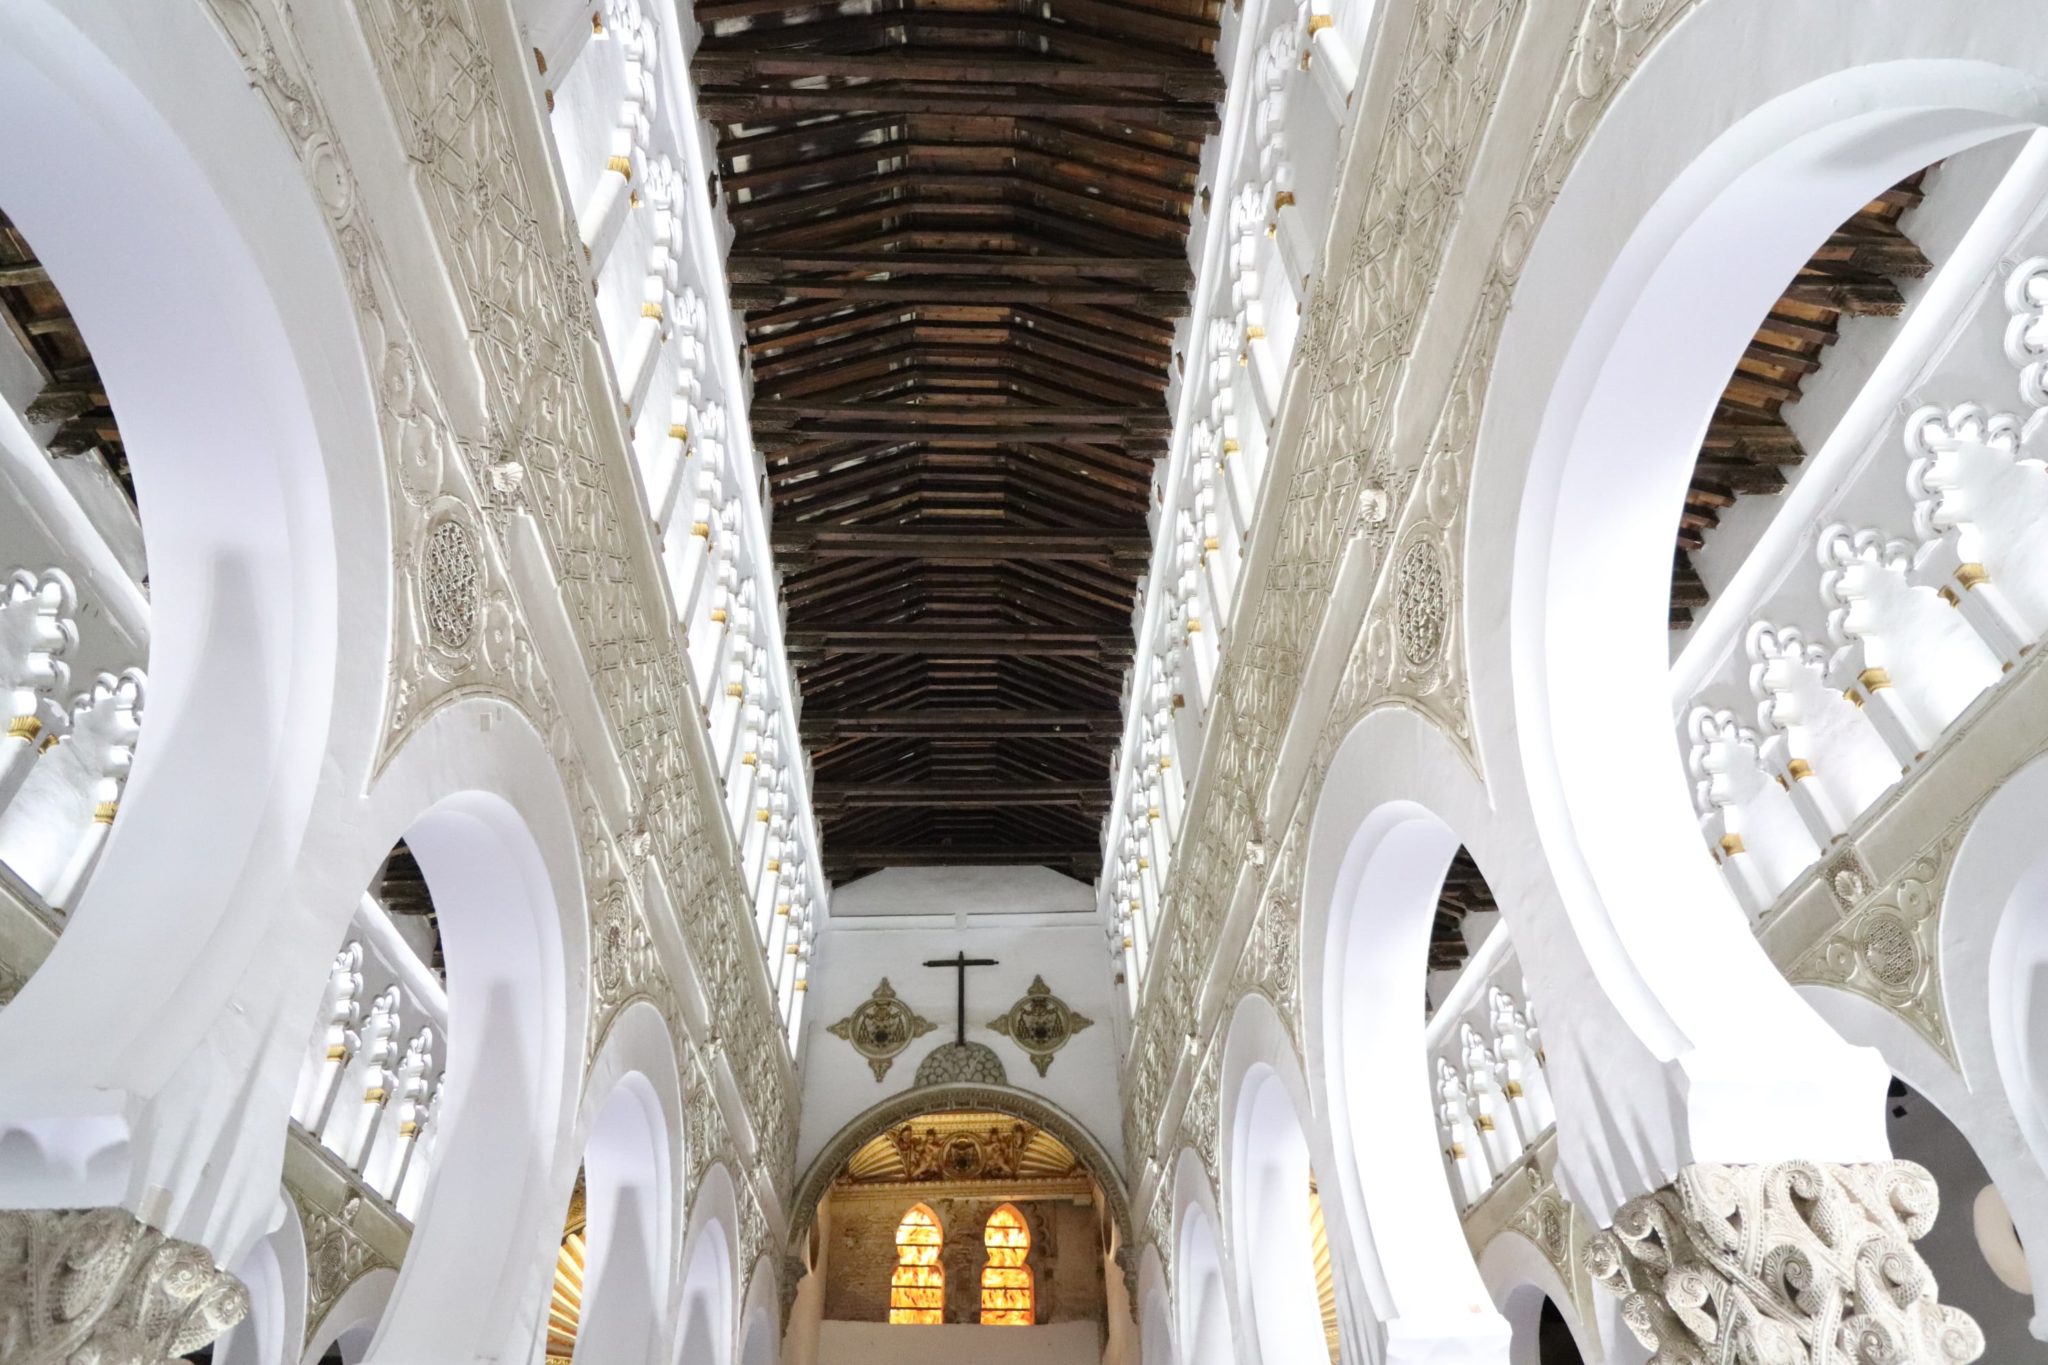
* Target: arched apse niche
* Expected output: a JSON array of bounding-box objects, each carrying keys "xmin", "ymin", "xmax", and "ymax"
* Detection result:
[
  {"xmin": 674, "ymin": 1163, "xmax": 740, "ymax": 1365},
  {"xmin": 1172, "ymin": 1156, "xmax": 1236, "ymax": 1365},
  {"xmin": 351, "ymin": 698, "xmax": 584, "ymax": 1364},
  {"xmin": 1465, "ymin": 0, "xmax": 2048, "ymax": 1190},
  {"xmin": 787, "ymin": 1082, "xmax": 1135, "ymax": 1260},
  {"xmin": 565, "ymin": 1000, "xmax": 685, "ymax": 1365},
  {"xmin": 1298, "ymin": 708, "xmax": 1511, "ymax": 1360},
  {"xmin": 0, "ymin": 1, "xmax": 386, "ymax": 1230},
  {"xmin": 1219, "ymin": 995, "xmax": 1348, "ymax": 1365}
]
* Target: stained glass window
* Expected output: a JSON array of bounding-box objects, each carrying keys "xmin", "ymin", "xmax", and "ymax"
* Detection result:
[
  {"xmin": 980, "ymin": 1204, "xmax": 1034, "ymax": 1325},
  {"xmin": 889, "ymin": 1205, "xmax": 944, "ymax": 1324}
]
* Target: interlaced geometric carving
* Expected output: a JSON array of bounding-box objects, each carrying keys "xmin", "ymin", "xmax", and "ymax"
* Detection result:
[
  {"xmin": 422, "ymin": 518, "xmax": 480, "ymax": 649},
  {"xmin": 1395, "ymin": 536, "xmax": 1449, "ymax": 665}
]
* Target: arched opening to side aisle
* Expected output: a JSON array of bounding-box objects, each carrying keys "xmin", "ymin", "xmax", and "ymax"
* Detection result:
[
  {"xmin": 1477, "ymin": 1226, "xmax": 1599, "ymax": 1365},
  {"xmin": 674, "ymin": 1195, "xmax": 735, "ymax": 1365},
  {"xmin": 543, "ymin": 1001, "xmax": 681, "ymax": 1365},
  {"xmin": 312, "ymin": 706, "xmax": 583, "ymax": 1365},
  {"xmin": 1299, "ymin": 713, "xmax": 1517, "ymax": 1362},
  {"xmin": 0, "ymin": 2, "xmax": 387, "ymax": 1201},
  {"xmin": 1175, "ymin": 1199, "xmax": 1234, "ymax": 1365},
  {"xmin": 1478, "ymin": 0, "xmax": 2048, "ymax": 1176},
  {"xmin": 1222, "ymin": 999, "xmax": 1345, "ymax": 1365}
]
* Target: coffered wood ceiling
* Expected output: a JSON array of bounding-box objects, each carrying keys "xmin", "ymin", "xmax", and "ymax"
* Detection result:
[{"xmin": 697, "ymin": 0, "xmax": 1223, "ymax": 884}]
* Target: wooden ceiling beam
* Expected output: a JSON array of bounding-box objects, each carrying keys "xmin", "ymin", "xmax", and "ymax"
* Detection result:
[
  {"xmin": 695, "ymin": 55, "xmax": 1223, "ymax": 101},
  {"xmin": 754, "ymin": 400, "xmax": 1166, "ymax": 428},
  {"xmin": 699, "ymin": 90, "xmax": 1219, "ymax": 135},
  {"xmin": 802, "ymin": 709, "xmax": 1124, "ymax": 737},
  {"xmin": 729, "ymin": 251, "xmax": 1190, "ymax": 285},
  {"xmin": 813, "ymin": 780, "xmax": 1107, "ymax": 808},
  {"xmin": 822, "ymin": 846, "xmax": 1100, "ymax": 869},
  {"xmin": 773, "ymin": 526, "xmax": 1152, "ymax": 562},
  {"xmin": 732, "ymin": 278, "xmax": 1187, "ymax": 308},
  {"xmin": 785, "ymin": 626, "xmax": 1135, "ymax": 656}
]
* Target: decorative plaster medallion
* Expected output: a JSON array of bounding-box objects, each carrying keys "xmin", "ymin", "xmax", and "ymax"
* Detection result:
[
  {"xmin": 913, "ymin": 1041, "xmax": 1008, "ymax": 1087},
  {"xmin": 827, "ymin": 979, "xmax": 936, "ymax": 1081},
  {"xmin": 987, "ymin": 975, "xmax": 1094, "ymax": 1077},
  {"xmin": 1822, "ymin": 845, "xmax": 1877, "ymax": 915},
  {"xmin": 422, "ymin": 517, "xmax": 480, "ymax": 649},
  {"xmin": 1394, "ymin": 535, "xmax": 1448, "ymax": 666}
]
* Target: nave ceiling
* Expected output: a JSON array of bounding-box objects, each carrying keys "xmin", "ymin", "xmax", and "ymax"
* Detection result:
[{"xmin": 698, "ymin": 0, "xmax": 1224, "ymax": 884}]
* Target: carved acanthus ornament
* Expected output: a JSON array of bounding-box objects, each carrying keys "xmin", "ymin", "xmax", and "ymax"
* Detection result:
[
  {"xmin": 1586, "ymin": 1162, "xmax": 1983, "ymax": 1364},
  {"xmin": 0, "ymin": 1208, "xmax": 250, "ymax": 1362}
]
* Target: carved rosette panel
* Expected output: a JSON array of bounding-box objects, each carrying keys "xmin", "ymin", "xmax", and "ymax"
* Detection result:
[
  {"xmin": 987, "ymin": 976, "xmax": 1094, "ymax": 1077},
  {"xmin": 1787, "ymin": 825, "xmax": 1962, "ymax": 1062},
  {"xmin": 829, "ymin": 979, "xmax": 937, "ymax": 1081},
  {"xmin": 0, "ymin": 1207, "xmax": 250, "ymax": 1361},
  {"xmin": 1587, "ymin": 1161, "xmax": 1984, "ymax": 1364}
]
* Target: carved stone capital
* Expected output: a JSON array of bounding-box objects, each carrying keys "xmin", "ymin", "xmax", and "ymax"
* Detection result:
[
  {"xmin": 0, "ymin": 1207, "xmax": 249, "ymax": 1363},
  {"xmin": 1586, "ymin": 1161, "xmax": 1983, "ymax": 1363}
]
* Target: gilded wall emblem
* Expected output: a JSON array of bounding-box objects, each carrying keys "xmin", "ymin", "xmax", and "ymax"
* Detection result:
[
  {"xmin": 987, "ymin": 975, "xmax": 1094, "ymax": 1076},
  {"xmin": 828, "ymin": 979, "xmax": 937, "ymax": 1081}
]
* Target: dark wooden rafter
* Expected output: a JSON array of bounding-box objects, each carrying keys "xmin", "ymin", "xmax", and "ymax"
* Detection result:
[
  {"xmin": 1429, "ymin": 847, "xmax": 1497, "ymax": 976},
  {"xmin": 0, "ymin": 210, "xmax": 132, "ymax": 505},
  {"xmin": 1670, "ymin": 172, "xmax": 1933, "ymax": 630},
  {"xmin": 701, "ymin": 0, "xmax": 1220, "ymax": 884},
  {"xmin": 374, "ymin": 840, "xmax": 446, "ymax": 978}
]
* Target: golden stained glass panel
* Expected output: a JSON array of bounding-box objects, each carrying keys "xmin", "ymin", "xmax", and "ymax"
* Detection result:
[
  {"xmin": 890, "ymin": 1205, "xmax": 945, "ymax": 1324},
  {"xmin": 980, "ymin": 1205, "xmax": 1034, "ymax": 1326}
]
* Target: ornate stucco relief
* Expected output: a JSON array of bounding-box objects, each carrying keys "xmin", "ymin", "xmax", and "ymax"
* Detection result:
[
  {"xmin": 1786, "ymin": 819, "xmax": 1964, "ymax": 1063},
  {"xmin": 200, "ymin": 0, "xmax": 793, "ymax": 1306},
  {"xmin": 1124, "ymin": 0, "xmax": 1705, "ymax": 1275},
  {"xmin": 292, "ymin": 1190, "xmax": 394, "ymax": 1347}
]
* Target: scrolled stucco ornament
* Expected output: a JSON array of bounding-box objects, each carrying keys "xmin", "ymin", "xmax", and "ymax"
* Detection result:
[
  {"xmin": 0, "ymin": 1207, "xmax": 250, "ymax": 1362},
  {"xmin": 1585, "ymin": 1161, "xmax": 1983, "ymax": 1363}
]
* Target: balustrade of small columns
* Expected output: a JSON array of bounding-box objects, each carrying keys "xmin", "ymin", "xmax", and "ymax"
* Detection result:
[
  {"xmin": 290, "ymin": 901, "xmax": 448, "ymax": 1223},
  {"xmin": 1103, "ymin": 0, "xmax": 1364, "ymax": 1005},
  {"xmin": 1428, "ymin": 956, "xmax": 1557, "ymax": 1213},
  {"xmin": 542, "ymin": 0, "xmax": 822, "ymax": 1042},
  {"xmin": 1682, "ymin": 247, "xmax": 2048, "ymax": 919},
  {"xmin": 0, "ymin": 565, "xmax": 146, "ymax": 915}
]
